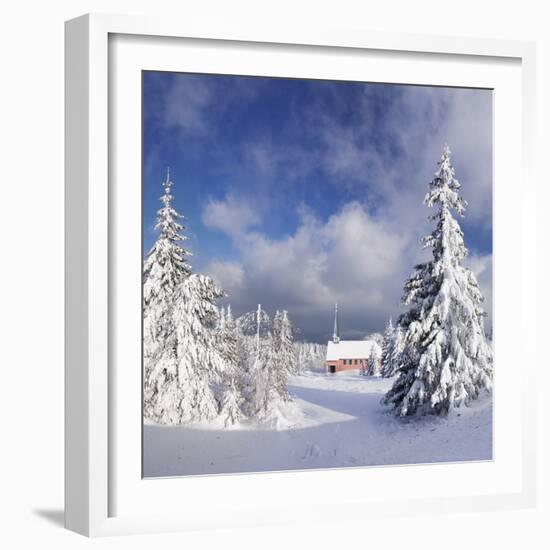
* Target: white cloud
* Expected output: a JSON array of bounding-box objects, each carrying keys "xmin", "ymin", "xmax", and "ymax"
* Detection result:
[
  {"xmin": 201, "ymin": 194, "xmax": 261, "ymax": 238},
  {"xmin": 158, "ymin": 77, "xmax": 493, "ymax": 341},
  {"xmin": 203, "ymin": 194, "xmax": 492, "ymax": 342},
  {"xmin": 324, "ymin": 202, "xmax": 408, "ymax": 281},
  {"xmin": 304, "ymin": 84, "xmax": 492, "ymax": 234},
  {"xmin": 207, "ymin": 260, "xmax": 245, "ymax": 292},
  {"xmin": 204, "ymin": 201, "xmax": 417, "ymax": 341}
]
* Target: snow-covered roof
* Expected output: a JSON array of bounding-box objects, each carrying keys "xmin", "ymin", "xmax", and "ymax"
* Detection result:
[{"xmin": 326, "ymin": 340, "xmax": 377, "ymax": 361}]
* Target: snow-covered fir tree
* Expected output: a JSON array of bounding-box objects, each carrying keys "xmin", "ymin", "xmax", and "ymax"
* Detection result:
[
  {"xmin": 365, "ymin": 346, "xmax": 382, "ymax": 376},
  {"xmin": 273, "ymin": 310, "xmax": 298, "ymax": 385},
  {"xmin": 234, "ymin": 322, "xmax": 255, "ymax": 415},
  {"xmin": 231, "ymin": 306, "xmax": 270, "ymax": 417},
  {"xmin": 249, "ymin": 306, "xmax": 272, "ymax": 416},
  {"xmin": 363, "ymin": 332, "xmax": 384, "ymax": 347},
  {"xmin": 273, "ymin": 310, "xmax": 297, "ymax": 384},
  {"xmin": 143, "ymin": 169, "xmax": 192, "ymax": 417},
  {"xmin": 249, "ymin": 308, "xmax": 296, "ymax": 421},
  {"xmin": 217, "ymin": 306, "xmax": 237, "ymax": 371},
  {"xmin": 146, "ymin": 274, "xmax": 227, "ymax": 424},
  {"xmin": 380, "ymin": 318, "xmax": 404, "ymax": 378},
  {"xmin": 380, "ymin": 318, "xmax": 396, "ymax": 377},
  {"xmin": 295, "ymin": 342, "xmax": 327, "ymax": 373},
  {"xmin": 219, "ymin": 383, "xmax": 244, "ymax": 426},
  {"xmin": 383, "ymin": 324, "xmax": 404, "ymax": 378},
  {"xmin": 217, "ymin": 305, "xmax": 246, "ymax": 426},
  {"xmin": 174, "ymin": 274, "xmax": 226, "ymax": 422},
  {"xmin": 237, "ymin": 306, "xmax": 272, "ymax": 338},
  {"xmin": 383, "ymin": 145, "xmax": 493, "ymax": 417},
  {"xmin": 252, "ymin": 333, "xmax": 277, "ymax": 421}
]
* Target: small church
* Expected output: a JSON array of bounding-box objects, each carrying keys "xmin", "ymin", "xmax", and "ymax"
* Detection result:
[{"xmin": 325, "ymin": 304, "xmax": 378, "ymax": 373}]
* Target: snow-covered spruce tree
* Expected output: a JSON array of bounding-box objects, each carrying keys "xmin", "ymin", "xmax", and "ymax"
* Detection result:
[
  {"xmin": 249, "ymin": 305, "xmax": 273, "ymax": 418},
  {"xmin": 380, "ymin": 319, "xmax": 404, "ymax": 378},
  {"xmin": 252, "ymin": 333, "xmax": 277, "ymax": 421},
  {"xmin": 380, "ymin": 318, "xmax": 396, "ymax": 377},
  {"xmin": 236, "ymin": 306, "xmax": 272, "ymax": 338},
  {"xmin": 295, "ymin": 342, "xmax": 327, "ymax": 373},
  {"xmin": 148, "ymin": 273, "xmax": 226, "ymax": 424},
  {"xmin": 365, "ymin": 346, "xmax": 382, "ymax": 377},
  {"xmin": 217, "ymin": 304, "xmax": 246, "ymax": 426},
  {"xmin": 234, "ymin": 318, "xmax": 255, "ymax": 414},
  {"xmin": 235, "ymin": 306, "xmax": 271, "ymax": 416},
  {"xmin": 383, "ymin": 145, "xmax": 493, "ymax": 417},
  {"xmin": 273, "ymin": 310, "xmax": 298, "ymax": 380},
  {"xmin": 249, "ymin": 308, "xmax": 294, "ymax": 421},
  {"xmin": 143, "ymin": 169, "xmax": 192, "ymax": 418},
  {"xmin": 385, "ymin": 325, "xmax": 405, "ymax": 378},
  {"xmin": 363, "ymin": 332, "xmax": 384, "ymax": 347}
]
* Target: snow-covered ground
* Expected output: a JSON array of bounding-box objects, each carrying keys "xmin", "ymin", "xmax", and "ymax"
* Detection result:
[{"xmin": 143, "ymin": 370, "xmax": 492, "ymax": 477}]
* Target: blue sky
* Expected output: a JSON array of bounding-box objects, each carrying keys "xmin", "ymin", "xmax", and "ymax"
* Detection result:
[{"xmin": 143, "ymin": 71, "xmax": 493, "ymax": 343}]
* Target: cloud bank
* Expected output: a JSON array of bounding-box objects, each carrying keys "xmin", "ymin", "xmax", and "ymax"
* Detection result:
[{"xmin": 144, "ymin": 74, "xmax": 493, "ymax": 342}]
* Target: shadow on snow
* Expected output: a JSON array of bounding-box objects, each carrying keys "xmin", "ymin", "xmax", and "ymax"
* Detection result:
[{"xmin": 144, "ymin": 376, "xmax": 493, "ymax": 477}]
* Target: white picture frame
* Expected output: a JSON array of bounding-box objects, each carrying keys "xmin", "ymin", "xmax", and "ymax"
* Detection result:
[{"xmin": 65, "ymin": 12, "xmax": 537, "ymax": 537}]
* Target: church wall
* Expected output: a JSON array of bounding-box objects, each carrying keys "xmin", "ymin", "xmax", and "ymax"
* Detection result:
[{"xmin": 326, "ymin": 358, "xmax": 368, "ymax": 373}]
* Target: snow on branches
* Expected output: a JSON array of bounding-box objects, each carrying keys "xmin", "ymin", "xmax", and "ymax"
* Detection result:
[
  {"xmin": 383, "ymin": 146, "xmax": 493, "ymax": 417},
  {"xmin": 146, "ymin": 273, "xmax": 227, "ymax": 424},
  {"xmin": 380, "ymin": 319, "xmax": 404, "ymax": 378},
  {"xmin": 143, "ymin": 173, "xmax": 299, "ymax": 427},
  {"xmin": 143, "ymin": 168, "xmax": 192, "ymax": 307},
  {"xmin": 143, "ymin": 169, "xmax": 192, "ymax": 418},
  {"xmin": 295, "ymin": 342, "xmax": 327, "ymax": 373},
  {"xmin": 237, "ymin": 307, "xmax": 298, "ymax": 425},
  {"xmin": 217, "ymin": 306, "xmax": 246, "ymax": 426},
  {"xmin": 364, "ymin": 345, "xmax": 382, "ymax": 376},
  {"xmin": 170, "ymin": 274, "xmax": 229, "ymax": 423}
]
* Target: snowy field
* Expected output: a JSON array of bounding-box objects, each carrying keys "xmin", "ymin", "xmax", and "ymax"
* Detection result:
[{"xmin": 143, "ymin": 370, "xmax": 492, "ymax": 477}]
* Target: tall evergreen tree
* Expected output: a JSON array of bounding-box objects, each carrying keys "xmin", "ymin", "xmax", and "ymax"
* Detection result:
[
  {"xmin": 295, "ymin": 342, "xmax": 327, "ymax": 373},
  {"xmin": 380, "ymin": 319, "xmax": 404, "ymax": 378},
  {"xmin": 148, "ymin": 274, "xmax": 226, "ymax": 424},
  {"xmin": 281, "ymin": 311, "xmax": 297, "ymax": 374},
  {"xmin": 252, "ymin": 333, "xmax": 275, "ymax": 421},
  {"xmin": 272, "ymin": 310, "xmax": 296, "ymax": 390},
  {"xmin": 143, "ymin": 169, "xmax": 192, "ymax": 417},
  {"xmin": 222, "ymin": 305, "xmax": 240, "ymax": 376},
  {"xmin": 365, "ymin": 346, "xmax": 382, "ymax": 376},
  {"xmin": 383, "ymin": 146, "xmax": 493, "ymax": 417},
  {"xmin": 236, "ymin": 305, "xmax": 272, "ymax": 339},
  {"xmin": 234, "ymin": 317, "xmax": 255, "ymax": 415},
  {"xmin": 218, "ymin": 305, "xmax": 246, "ymax": 425},
  {"xmin": 380, "ymin": 318, "xmax": 396, "ymax": 377},
  {"xmin": 388, "ymin": 325, "xmax": 405, "ymax": 377},
  {"xmin": 250, "ymin": 308, "xmax": 295, "ymax": 421}
]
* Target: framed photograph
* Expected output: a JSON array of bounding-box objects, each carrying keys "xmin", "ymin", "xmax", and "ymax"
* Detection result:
[{"xmin": 65, "ymin": 13, "xmax": 537, "ymax": 536}]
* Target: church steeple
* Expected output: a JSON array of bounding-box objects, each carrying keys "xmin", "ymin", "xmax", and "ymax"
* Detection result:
[{"xmin": 332, "ymin": 303, "xmax": 340, "ymax": 344}]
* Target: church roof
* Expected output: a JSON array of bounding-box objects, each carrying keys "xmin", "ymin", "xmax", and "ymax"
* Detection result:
[{"xmin": 326, "ymin": 339, "xmax": 378, "ymax": 361}]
